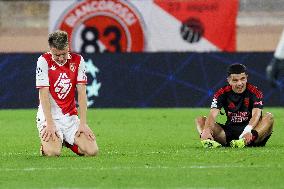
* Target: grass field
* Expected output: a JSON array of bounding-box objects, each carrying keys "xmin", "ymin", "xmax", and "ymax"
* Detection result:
[{"xmin": 1, "ymin": 108, "xmax": 284, "ymax": 189}]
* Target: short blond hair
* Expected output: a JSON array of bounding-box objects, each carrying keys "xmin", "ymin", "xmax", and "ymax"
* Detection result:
[{"xmin": 48, "ymin": 30, "xmax": 69, "ymax": 50}]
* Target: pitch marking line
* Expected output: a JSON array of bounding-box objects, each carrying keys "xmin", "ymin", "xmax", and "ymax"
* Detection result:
[{"xmin": 1, "ymin": 164, "xmax": 275, "ymax": 172}]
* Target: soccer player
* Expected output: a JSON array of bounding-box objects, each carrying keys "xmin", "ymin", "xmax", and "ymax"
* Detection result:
[
  {"xmin": 36, "ymin": 30, "xmax": 99, "ymax": 156},
  {"xmin": 195, "ymin": 64, "xmax": 274, "ymax": 148},
  {"xmin": 266, "ymin": 28, "xmax": 284, "ymax": 87}
]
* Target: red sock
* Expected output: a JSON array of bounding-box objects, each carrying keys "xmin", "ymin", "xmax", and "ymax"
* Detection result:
[{"xmin": 65, "ymin": 142, "xmax": 84, "ymax": 156}]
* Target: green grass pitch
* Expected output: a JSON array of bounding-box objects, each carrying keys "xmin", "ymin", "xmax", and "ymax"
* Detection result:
[{"xmin": 1, "ymin": 108, "xmax": 284, "ymax": 189}]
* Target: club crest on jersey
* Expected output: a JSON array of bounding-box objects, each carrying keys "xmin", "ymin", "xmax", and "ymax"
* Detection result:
[
  {"xmin": 55, "ymin": 0, "xmax": 146, "ymax": 53},
  {"xmin": 244, "ymin": 98, "xmax": 249, "ymax": 107},
  {"xmin": 70, "ymin": 63, "xmax": 76, "ymax": 72},
  {"xmin": 228, "ymin": 102, "xmax": 236, "ymax": 110}
]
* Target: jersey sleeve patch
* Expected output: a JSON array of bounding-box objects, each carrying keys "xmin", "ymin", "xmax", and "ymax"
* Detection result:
[{"xmin": 36, "ymin": 56, "xmax": 50, "ymax": 87}]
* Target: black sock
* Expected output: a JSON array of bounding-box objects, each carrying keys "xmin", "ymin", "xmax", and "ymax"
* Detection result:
[{"xmin": 251, "ymin": 130, "xmax": 259, "ymax": 142}]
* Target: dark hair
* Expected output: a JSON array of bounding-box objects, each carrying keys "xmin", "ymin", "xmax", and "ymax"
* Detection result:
[
  {"xmin": 227, "ymin": 63, "xmax": 247, "ymax": 76},
  {"xmin": 48, "ymin": 30, "xmax": 68, "ymax": 50}
]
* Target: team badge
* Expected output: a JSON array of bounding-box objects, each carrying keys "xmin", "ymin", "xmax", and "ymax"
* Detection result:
[
  {"xmin": 70, "ymin": 63, "xmax": 76, "ymax": 72},
  {"xmin": 244, "ymin": 98, "xmax": 249, "ymax": 107},
  {"xmin": 55, "ymin": 0, "xmax": 146, "ymax": 53}
]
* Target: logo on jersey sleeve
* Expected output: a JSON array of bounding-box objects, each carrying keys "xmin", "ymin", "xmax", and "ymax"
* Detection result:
[
  {"xmin": 210, "ymin": 98, "xmax": 218, "ymax": 108},
  {"xmin": 54, "ymin": 73, "xmax": 72, "ymax": 99}
]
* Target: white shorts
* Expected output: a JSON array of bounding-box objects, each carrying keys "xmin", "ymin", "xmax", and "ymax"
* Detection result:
[{"xmin": 36, "ymin": 109, "xmax": 80, "ymax": 145}]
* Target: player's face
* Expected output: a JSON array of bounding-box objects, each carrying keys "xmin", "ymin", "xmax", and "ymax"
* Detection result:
[
  {"xmin": 50, "ymin": 47, "xmax": 69, "ymax": 65},
  {"xmin": 227, "ymin": 73, "xmax": 248, "ymax": 94}
]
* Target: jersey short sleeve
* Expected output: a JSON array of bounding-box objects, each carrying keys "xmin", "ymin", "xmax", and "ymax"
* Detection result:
[
  {"xmin": 251, "ymin": 90, "xmax": 263, "ymax": 109},
  {"xmin": 36, "ymin": 56, "xmax": 49, "ymax": 88},
  {"xmin": 77, "ymin": 56, "xmax": 87, "ymax": 84},
  {"xmin": 210, "ymin": 88, "xmax": 226, "ymax": 109}
]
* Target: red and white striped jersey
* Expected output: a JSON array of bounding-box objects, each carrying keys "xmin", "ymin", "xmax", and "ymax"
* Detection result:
[{"xmin": 36, "ymin": 52, "xmax": 87, "ymax": 117}]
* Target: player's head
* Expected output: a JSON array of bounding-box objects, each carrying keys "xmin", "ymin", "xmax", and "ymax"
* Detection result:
[
  {"xmin": 227, "ymin": 63, "xmax": 248, "ymax": 94},
  {"xmin": 48, "ymin": 30, "xmax": 69, "ymax": 65}
]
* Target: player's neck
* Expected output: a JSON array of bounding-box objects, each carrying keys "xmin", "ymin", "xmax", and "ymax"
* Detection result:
[{"xmin": 54, "ymin": 60, "xmax": 67, "ymax": 66}]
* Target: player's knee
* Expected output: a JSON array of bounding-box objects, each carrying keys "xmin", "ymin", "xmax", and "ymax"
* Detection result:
[
  {"xmin": 43, "ymin": 148, "xmax": 61, "ymax": 157},
  {"xmin": 86, "ymin": 146, "xmax": 99, "ymax": 156},
  {"xmin": 83, "ymin": 144, "xmax": 99, "ymax": 156},
  {"xmin": 265, "ymin": 112, "xmax": 274, "ymax": 124},
  {"xmin": 195, "ymin": 116, "xmax": 206, "ymax": 125}
]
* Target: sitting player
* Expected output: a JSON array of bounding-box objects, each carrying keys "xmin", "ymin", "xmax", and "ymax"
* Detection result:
[{"xmin": 195, "ymin": 64, "xmax": 274, "ymax": 148}]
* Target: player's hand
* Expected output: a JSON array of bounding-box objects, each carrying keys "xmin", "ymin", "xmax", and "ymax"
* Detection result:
[
  {"xmin": 200, "ymin": 128, "xmax": 213, "ymax": 140},
  {"xmin": 239, "ymin": 125, "xmax": 253, "ymax": 144},
  {"xmin": 76, "ymin": 124, "xmax": 96, "ymax": 141},
  {"xmin": 41, "ymin": 125, "xmax": 57, "ymax": 142},
  {"xmin": 242, "ymin": 132, "xmax": 253, "ymax": 145}
]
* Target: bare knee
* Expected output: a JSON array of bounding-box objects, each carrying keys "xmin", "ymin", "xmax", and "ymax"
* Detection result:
[
  {"xmin": 42, "ymin": 147, "xmax": 61, "ymax": 157},
  {"xmin": 75, "ymin": 136, "xmax": 99, "ymax": 156},
  {"xmin": 265, "ymin": 112, "xmax": 274, "ymax": 125},
  {"xmin": 85, "ymin": 145, "xmax": 99, "ymax": 156},
  {"xmin": 195, "ymin": 116, "xmax": 206, "ymax": 125},
  {"xmin": 195, "ymin": 116, "xmax": 206, "ymax": 134}
]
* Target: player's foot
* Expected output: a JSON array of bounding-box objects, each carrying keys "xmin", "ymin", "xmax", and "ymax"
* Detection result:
[
  {"xmin": 201, "ymin": 139, "xmax": 222, "ymax": 148},
  {"xmin": 63, "ymin": 141, "xmax": 84, "ymax": 156},
  {"xmin": 230, "ymin": 139, "xmax": 246, "ymax": 148}
]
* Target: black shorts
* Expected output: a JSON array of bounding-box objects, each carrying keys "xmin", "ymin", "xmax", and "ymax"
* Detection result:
[
  {"xmin": 218, "ymin": 123, "xmax": 246, "ymax": 145},
  {"xmin": 218, "ymin": 123, "xmax": 271, "ymax": 147}
]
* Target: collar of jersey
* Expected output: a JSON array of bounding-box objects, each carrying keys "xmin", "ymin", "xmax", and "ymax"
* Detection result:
[{"xmin": 49, "ymin": 52, "xmax": 71, "ymax": 66}]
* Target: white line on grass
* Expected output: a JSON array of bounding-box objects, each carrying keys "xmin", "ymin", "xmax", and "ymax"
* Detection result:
[{"xmin": 1, "ymin": 164, "xmax": 278, "ymax": 172}]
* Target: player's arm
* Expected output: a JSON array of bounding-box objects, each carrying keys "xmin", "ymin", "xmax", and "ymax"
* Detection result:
[
  {"xmin": 36, "ymin": 56, "xmax": 56, "ymax": 142},
  {"xmin": 77, "ymin": 84, "xmax": 87, "ymax": 126},
  {"xmin": 76, "ymin": 84, "xmax": 95, "ymax": 141},
  {"xmin": 248, "ymin": 108, "xmax": 262, "ymax": 128},
  {"xmin": 39, "ymin": 87, "xmax": 57, "ymax": 142},
  {"xmin": 239, "ymin": 107, "xmax": 262, "ymax": 143},
  {"xmin": 201, "ymin": 108, "xmax": 220, "ymax": 140}
]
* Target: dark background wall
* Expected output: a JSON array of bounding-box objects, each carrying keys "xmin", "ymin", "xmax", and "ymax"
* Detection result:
[{"xmin": 0, "ymin": 52, "xmax": 283, "ymax": 108}]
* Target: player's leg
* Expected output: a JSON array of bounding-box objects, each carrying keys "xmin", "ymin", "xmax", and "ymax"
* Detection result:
[
  {"xmin": 195, "ymin": 116, "xmax": 227, "ymax": 145},
  {"xmin": 64, "ymin": 116, "xmax": 99, "ymax": 156},
  {"xmin": 36, "ymin": 109, "xmax": 63, "ymax": 156},
  {"xmin": 252, "ymin": 112, "xmax": 274, "ymax": 145},
  {"xmin": 195, "ymin": 116, "xmax": 207, "ymax": 135},
  {"xmin": 40, "ymin": 136, "xmax": 62, "ymax": 156},
  {"xmin": 74, "ymin": 134, "xmax": 99, "ymax": 156},
  {"xmin": 37, "ymin": 116, "xmax": 62, "ymax": 156}
]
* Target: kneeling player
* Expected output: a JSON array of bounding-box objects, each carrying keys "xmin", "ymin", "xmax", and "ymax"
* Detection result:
[{"xmin": 36, "ymin": 30, "xmax": 99, "ymax": 156}]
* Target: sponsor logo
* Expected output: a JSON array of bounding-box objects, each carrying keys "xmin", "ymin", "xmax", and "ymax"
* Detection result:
[
  {"xmin": 54, "ymin": 73, "xmax": 72, "ymax": 99},
  {"xmin": 55, "ymin": 0, "xmax": 146, "ymax": 53},
  {"xmin": 228, "ymin": 111, "xmax": 249, "ymax": 123}
]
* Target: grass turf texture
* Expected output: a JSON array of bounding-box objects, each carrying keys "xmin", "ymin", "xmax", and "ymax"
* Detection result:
[{"xmin": 1, "ymin": 108, "xmax": 284, "ymax": 189}]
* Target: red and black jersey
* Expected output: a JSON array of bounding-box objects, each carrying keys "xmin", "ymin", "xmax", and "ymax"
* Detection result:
[{"xmin": 210, "ymin": 83, "xmax": 263, "ymax": 126}]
